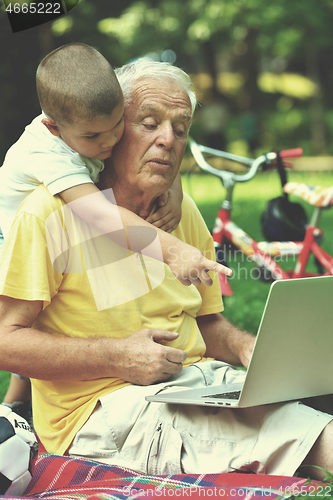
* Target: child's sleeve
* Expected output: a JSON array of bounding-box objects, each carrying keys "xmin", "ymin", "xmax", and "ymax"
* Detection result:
[{"xmin": 26, "ymin": 151, "xmax": 102, "ymax": 196}]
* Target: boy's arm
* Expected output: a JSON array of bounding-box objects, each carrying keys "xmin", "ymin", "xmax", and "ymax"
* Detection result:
[
  {"xmin": 146, "ymin": 173, "xmax": 183, "ymax": 233},
  {"xmin": 60, "ymin": 183, "xmax": 232, "ymax": 287}
]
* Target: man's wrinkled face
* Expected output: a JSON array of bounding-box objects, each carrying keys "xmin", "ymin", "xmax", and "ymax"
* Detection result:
[{"xmin": 111, "ymin": 78, "xmax": 192, "ymax": 196}]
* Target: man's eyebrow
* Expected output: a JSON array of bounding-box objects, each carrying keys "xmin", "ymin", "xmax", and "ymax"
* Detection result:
[
  {"xmin": 176, "ymin": 111, "xmax": 192, "ymax": 122},
  {"xmin": 139, "ymin": 104, "xmax": 192, "ymax": 121},
  {"xmin": 180, "ymin": 113, "xmax": 192, "ymax": 122},
  {"xmin": 140, "ymin": 104, "xmax": 158, "ymax": 113}
]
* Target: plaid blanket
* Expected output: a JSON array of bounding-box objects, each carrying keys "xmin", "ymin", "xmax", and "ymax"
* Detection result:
[{"xmin": 1, "ymin": 453, "xmax": 331, "ymax": 500}]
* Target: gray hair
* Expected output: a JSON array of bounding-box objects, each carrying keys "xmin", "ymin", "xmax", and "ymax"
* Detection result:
[{"xmin": 115, "ymin": 58, "xmax": 197, "ymax": 116}]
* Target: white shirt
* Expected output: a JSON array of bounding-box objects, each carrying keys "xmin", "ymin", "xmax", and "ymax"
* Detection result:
[{"xmin": 0, "ymin": 114, "xmax": 104, "ymax": 239}]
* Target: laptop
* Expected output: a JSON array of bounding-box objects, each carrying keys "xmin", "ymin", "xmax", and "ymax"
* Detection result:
[{"xmin": 146, "ymin": 275, "xmax": 333, "ymax": 408}]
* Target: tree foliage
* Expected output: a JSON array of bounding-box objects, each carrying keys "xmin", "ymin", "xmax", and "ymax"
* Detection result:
[{"xmin": 1, "ymin": 0, "xmax": 333, "ymax": 160}]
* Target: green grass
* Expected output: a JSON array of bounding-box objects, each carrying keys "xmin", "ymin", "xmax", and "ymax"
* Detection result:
[
  {"xmin": 0, "ymin": 371, "xmax": 10, "ymax": 401},
  {"xmin": 1, "ymin": 170, "xmax": 333, "ymax": 400}
]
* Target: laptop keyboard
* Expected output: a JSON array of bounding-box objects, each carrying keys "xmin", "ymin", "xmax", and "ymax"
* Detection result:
[{"xmin": 202, "ymin": 390, "xmax": 241, "ymax": 400}]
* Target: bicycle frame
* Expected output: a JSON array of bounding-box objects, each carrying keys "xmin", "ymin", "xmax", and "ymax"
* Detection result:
[{"xmin": 188, "ymin": 137, "xmax": 333, "ymax": 295}]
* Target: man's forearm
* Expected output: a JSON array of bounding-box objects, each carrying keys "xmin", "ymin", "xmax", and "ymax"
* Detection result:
[
  {"xmin": 1, "ymin": 326, "xmax": 180, "ymax": 382},
  {"xmin": 0, "ymin": 296, "xmax": 109, "ymax": 380},
  {"xmin": 0, "ymin": 325, "xmax": 117, "ymax": 381},
  {"xmin": 197, "ymin": 313, "xmax": 256, "ymax": 368},
  {"xmin": 0, "ymin": 296, "xmax": 187, "ymax": 383}
]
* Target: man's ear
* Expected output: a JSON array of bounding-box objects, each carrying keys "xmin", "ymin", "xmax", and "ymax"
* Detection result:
[{"xmin": 41, "ymin": 117, "xmax": 61, "ymax": 137}]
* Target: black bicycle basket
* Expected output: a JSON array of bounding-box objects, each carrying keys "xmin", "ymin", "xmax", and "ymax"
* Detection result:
[
  {"xmin": 260, "ymin": 196, "xmax": 308, "ymax": 242},
  {"xmin": 260, "ymin": 150, "xmax": 308, "ymax": 242}
]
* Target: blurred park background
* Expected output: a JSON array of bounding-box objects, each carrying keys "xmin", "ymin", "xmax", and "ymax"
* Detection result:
[{"xmin": 2, "ymin": 0, "xmax": 333, "ymax": 162}]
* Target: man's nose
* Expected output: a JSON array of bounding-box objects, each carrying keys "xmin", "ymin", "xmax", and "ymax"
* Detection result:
[{"xmin": 157, "ymin": 122, "xmax": 174, "ymax": 148}]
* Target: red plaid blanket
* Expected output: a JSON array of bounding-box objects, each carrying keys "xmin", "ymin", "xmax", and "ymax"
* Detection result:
[{"xmin": 1, "ymin": 453, "xmax": 331, "ymax": 500}]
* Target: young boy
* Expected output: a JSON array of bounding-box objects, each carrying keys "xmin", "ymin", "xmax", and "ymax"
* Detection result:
[{"xmin": 0, "ymin": 43, "xmax": 231, "ymax": 286}]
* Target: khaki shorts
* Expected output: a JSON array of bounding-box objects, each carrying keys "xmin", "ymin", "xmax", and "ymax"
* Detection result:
[{"xmin": 68, "ymin": 361, "xmax": 333, "ymax": 476}]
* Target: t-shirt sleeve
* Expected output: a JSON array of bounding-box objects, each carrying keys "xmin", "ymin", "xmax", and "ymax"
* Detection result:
[
  {"xmin": 0, "ymin": 210, "xmax": 62, "ymax": 309},
  {"xmin": 24, "ymin": 151, "xmax": 98, "ymax": 196},
  {"xmin": 46, "ymin": 172, "xmax": 94, "ymax": 195}
]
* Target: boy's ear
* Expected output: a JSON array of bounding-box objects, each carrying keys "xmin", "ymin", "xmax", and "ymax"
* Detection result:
[{"xmin": 41, "ymin": 117, "xmax": 61, "ymax": 137}]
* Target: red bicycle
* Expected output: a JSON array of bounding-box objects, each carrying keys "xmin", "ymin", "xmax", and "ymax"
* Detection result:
[{"xmin": 188, "ymin": 137, "xmax": 333, "ymax": 295}]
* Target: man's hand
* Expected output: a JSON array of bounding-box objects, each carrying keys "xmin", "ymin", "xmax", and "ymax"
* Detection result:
[
  {"xmin": 147, "ymin": 172, "xmax": 183, "ymax": 233},
  {"xmin": 147, "ymin": 190, "xmax": 181, "ymax": 233},
  {"xmin": 112, "ymin": 329, "xmax": 188, "ymax": 386},
  {"xmin": 197, "ymin": 313, "xmax": 256, "ymax": 368},
  {"xmin": 237, "ymin": 335, "xmax": 256, "ymax": 368}
]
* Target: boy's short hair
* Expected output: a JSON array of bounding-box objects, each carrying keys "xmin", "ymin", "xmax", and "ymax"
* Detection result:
[
  {"xmin": 115, "ymin": 58, "xmax": 197, "ymax": 117},
  {"xmin": 36, "ymin": 43, "xmax": 123, "ymax": 124}
]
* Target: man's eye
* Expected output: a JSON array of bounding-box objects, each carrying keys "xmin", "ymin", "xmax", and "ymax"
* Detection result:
[
  {"xmin": 174, "ymin": 129, "xmax": 186, "ymax": 137},
  {"xmin": 86, "ymin": 134, "xmax": 99, "ymax": 140}
]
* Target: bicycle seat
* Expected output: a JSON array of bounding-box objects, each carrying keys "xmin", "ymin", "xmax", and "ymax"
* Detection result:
[{"xmin": 283, "ymin": 182, "xmax": 333, "ymax": 207}]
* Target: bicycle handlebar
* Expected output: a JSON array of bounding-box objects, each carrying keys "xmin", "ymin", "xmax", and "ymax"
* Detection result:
[
  {"xmin": 279, "ymin": 147, "xmax": 303, "ymax": 158},
  {"xmin": 188, "ymin": 136, "xmax": 303, "ymax": 185}
]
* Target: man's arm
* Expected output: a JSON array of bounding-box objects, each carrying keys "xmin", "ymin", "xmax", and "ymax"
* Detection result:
[
  {"xmin": 197, "ymin": 313, "xmax": 256, "ymax": 368},
  {"xmin": 0, "ymin": 295, "xmax": 187, "ymax": 385}
]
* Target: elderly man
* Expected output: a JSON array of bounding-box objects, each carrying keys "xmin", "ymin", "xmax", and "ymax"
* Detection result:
[{"xmin": 0, "ymin": 59, "xmax": 332, "ymax": 479}]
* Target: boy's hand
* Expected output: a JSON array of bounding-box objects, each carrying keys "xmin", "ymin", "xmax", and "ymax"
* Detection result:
[
  {"xmin": 167, "ymin": 242, "xmax": 232, "ymax": 287},
  {"xmin": 146, "ymin": 190, "xmax": 181, "ymax": 233}
]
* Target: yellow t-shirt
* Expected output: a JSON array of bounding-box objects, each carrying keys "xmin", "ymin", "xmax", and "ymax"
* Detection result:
[{"xmin": 0, "ymin": 185, "xmax": 223, "ymax": 455}]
